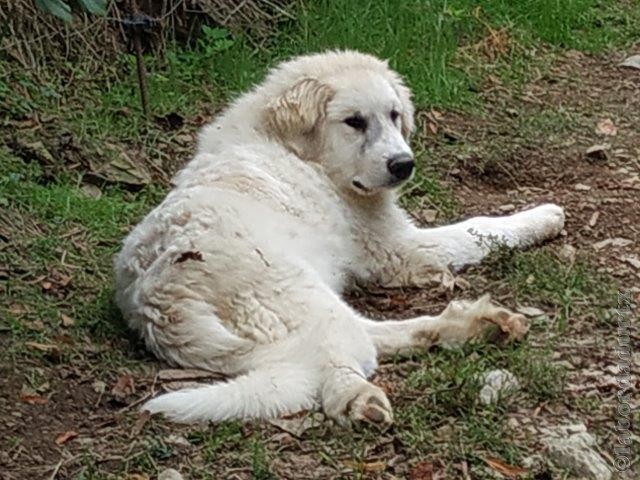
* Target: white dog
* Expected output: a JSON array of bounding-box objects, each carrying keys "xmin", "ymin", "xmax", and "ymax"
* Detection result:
[{"xmin": 114, "ymin": 51, "xmax": 564, "ymax": 426}]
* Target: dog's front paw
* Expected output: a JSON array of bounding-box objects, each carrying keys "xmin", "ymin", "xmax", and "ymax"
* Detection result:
[
  {"xmin": 481, "ymin": 307, "xmax": 530, "ymax": 343},
  {"xmin": 515, "ymin": 203, "xmax": 565, "ymax": 242}
]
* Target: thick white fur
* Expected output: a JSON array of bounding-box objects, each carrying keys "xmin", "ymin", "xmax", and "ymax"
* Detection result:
[{"xmin": 114, "ymin": 51, "xmax": 565, "ymax": 426}]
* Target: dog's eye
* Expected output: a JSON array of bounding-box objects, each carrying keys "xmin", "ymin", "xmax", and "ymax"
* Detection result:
[
  {"xmin": 390, "ymin": 110, "xmax": 399, "ymax": 123},
  {"xmin": 344, "ymin": 115, "xmax": 367, "ymax": 132}
]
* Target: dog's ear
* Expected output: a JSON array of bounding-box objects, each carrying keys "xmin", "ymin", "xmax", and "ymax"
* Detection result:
[
  {"xmin": 388, "ymin": 73, "xmax": 415, "ymax": 140},
  {"xmin": 264, "ymin": 78, "xmax": 335, "ymax": 158}
]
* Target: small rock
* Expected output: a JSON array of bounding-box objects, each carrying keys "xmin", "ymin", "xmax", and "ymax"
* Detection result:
[
  {"xmin": 543, "ymin": 423, "xmax": 611, "ymax": 480},
  {"xmin": 619, "ymin": 54, "xmax": 640, "ymax": 70},
  {"xmin": 158, "ymin": 469, "xmax": 184, "ymax": 480},
  {"xmin": 478, "ymin": 369, "xmax": 520, "ymax": 405},
  {"xmin": 588, "ymin": 211, "xmax": 600, "ymax": 227},
  {"xmin": 574, "ymin": 183, "xmax": 592, "ymax": 191}
]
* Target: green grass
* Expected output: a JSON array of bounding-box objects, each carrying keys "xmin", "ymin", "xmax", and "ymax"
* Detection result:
[
  {"xmin": 478, "ymin": 246, "xmax": 616, "ymax": 329},
  {"xmin": 0, "ymin": 148, "xmax": 160, "ymax": 358}
]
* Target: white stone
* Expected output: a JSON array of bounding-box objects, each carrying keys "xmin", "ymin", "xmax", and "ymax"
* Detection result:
[
  {"xmin": 158, "ymin": 469, "xmax": 184, "ymax": 480},
  {"xmin": 478, "ymin": 369, "xmax": 520, "ymax": 405},
  {"xmin": 542, "ymin": 423, "xmax": 612, "ymax": 480}
]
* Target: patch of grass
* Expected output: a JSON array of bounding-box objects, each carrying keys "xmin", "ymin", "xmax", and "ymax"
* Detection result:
[
  {"xmin": 395, "ymin": 339, "xmax": 564, "ymax": 478},
  {"xmin": 187, "ymin": 422, "xmax": 245, "ymax": 463},
  {"xmin": 480, "ymin": 246, "xmax": 616, "ymax": 328},
  {"xmin": 0, "ymin": 147, "xmax": 157, "ymax": 362}
]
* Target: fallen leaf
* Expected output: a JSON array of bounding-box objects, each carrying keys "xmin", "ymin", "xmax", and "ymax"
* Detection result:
[
  {"xmin": 516, "ymin": 306, "xmax": 545, "ymax": 317},
  {"xmin": 483, "ymin": 456, "xmax": 527, "ymax": 478},
  {"xmin": 588, "ymin": 211, "xmax": 600, "ymax": 227},
  {"xmin": 343, "ymin": 459, "xmax": 387, "ymax": 473},
  {"xmin": 126, "ymin": 474, "xmax": 150, "ymax": 480},
  {"xmin": 20, "ymin": 393, "xmax": 48, "ymax": 405},
  {"xmin": 622, "ymin": 255, "xmax": 640, "ymax": 269},
  {"xmin": 92, "ymin": 379, "xmax": 107, "ymax": 394},
  {"xmin": 54, "ymin": 430, "xmax": 78, "ymax": 445},
  {"xmin": 421, "ymin": 209, "xmax": 438, "ymax": 223},
  {"xmin": 592, "ymin": 237, "xmax": 632, "ymax": 250},
  {"xmin": 89, "ymin": 143, "xmax": 152, "ymax": 188},
  {"xmin": 111, "ymin": 374, "xmax": 135, "ymax": 398},
  {"xmin": 81, "ymin": 183, "xmax": 102, "ymax": 199},
  {"xmin": 132, "ymin": 410, "xmax": 150, "ymax": 436},
  {"xmin": 409, "ymin": 462, "xmax": 436, "ymax": 480},
  {"xmin": 269, "ymin": 412, "xmax": 323, "ymax": 437},
  {"xmin": 595, "ymin": 118, "xmax": 617, "ymax": 136},
  {"xmin": 25, "ymin": 342, "xmax": 60, "ymax": 355},
  {"xmin": 574, "ymin": 183, "xmax": 592, "ymax": 191},
  {"xmin": 619, "ymin": 54, "xmax": 640, "ymax": 70},
  {"xmin": 61, "ymin": 314, "xmax": 75, "ymax": 327}
]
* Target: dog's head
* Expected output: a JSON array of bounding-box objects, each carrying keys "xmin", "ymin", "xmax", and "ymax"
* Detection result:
[{"xmin": 264, "ymin": 56, "xmax": 414, "ymax": 196}]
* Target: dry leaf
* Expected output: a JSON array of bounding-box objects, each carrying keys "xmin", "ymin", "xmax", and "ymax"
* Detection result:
[
  {"xmin": 61, "ymin": 314, "xmax": 75, "ymax": 327},
  {"xmin": 269, "ymin": 412, "xmax": 323, "ymax": 437},
  {"xmin": 343, "ymin": 460, "xmax": 387, "ymax": 473},
  {"xmin": 25, "ymin": 342, "xmax": 60, "ymax": 355},
  {"xmin": 409, "ymin": 460, "xmax": 447, "ymax": 480},
  {"xmin": 20, "ymin": 393, "xmax": 48, "ymax": 405},
  {"xmin": 132, "ymin": 410, "xmax": 150, "ymax": 436},
  {"xmin": 619, "ymin": 54, "xmax": 640, "ymax": 70},
  {"xmin": 516, "ymin": 306, "xmax": 545, "ymax": 317},
  {"xmin": 125, "ymin": 474, "xmax": 150, "ymax": 480},
  {"xmin": 622, "ymin": 255, "xmax": 640, "ymax": 269},
  {"xmin": 54, "ymin": 430, "xmax": 78, "ymax": 445},
  {"xmin": 592, "ymin": 237, "xmax": 632, "ymax": 250},
  {"xmin": 111, "ymin": 374, "xmax": 135, "ymax": 398},
  {"xmin": 483, "ymin": 456, "xmax": 527, "ymax": 478},
  {"xmin": 595, "ymin": 118, "xmax": 617, "ymax": 136}
]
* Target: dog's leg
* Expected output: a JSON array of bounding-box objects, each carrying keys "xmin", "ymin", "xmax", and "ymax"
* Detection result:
[
  {"xmin": 319, "ymin": 357, "xmax": 394, "ymax": 428},
  {"xmin": 414, "ymin": 204, "xmax": 565, "ymax": 270},
  {"xmin": 360, "ymin": 295, "xmax": 529, "ymax": 356},
  {"xmin": 366, "ymin": 203, "xmax": 565, "ymax": 287}
]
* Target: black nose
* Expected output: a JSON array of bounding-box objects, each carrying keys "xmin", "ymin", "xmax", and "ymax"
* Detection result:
[{"xmin": 387, "ymin": 153, "xmax": 415, "ymax": 180}]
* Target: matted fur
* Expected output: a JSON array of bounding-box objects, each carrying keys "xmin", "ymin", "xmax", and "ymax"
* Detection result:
[{"xmin": 114, "ymin": 51, "xmax": 565, "ymax": 426}]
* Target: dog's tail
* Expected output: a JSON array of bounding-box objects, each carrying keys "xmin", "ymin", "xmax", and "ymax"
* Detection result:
[{"xmin": 142, "ymin": 363, "xmax": 317, "ymax": 423}]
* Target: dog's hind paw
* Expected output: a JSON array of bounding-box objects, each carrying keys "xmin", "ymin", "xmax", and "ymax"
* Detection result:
[
  {"xmin": 440, "ymin": 295, "xmax": 530, "ymax": 344},
  {"xmin": 481, "ymin": 308, "xmax": 530, "ymax": 343},
  {"xmin": 345, "ymin": 384, "xmax": 394, "ymax": 429}
]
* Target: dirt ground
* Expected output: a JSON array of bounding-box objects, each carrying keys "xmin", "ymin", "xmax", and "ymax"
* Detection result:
[{"xmin": 1, "ymin": 50, "xmax": 639, "ymax": 480}]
